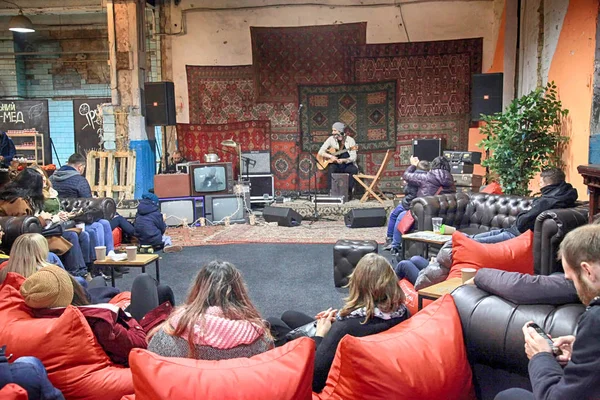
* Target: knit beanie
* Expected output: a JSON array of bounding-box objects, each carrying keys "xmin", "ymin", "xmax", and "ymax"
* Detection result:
[
  {"xmin": 332, "ymin": 122, "xmax": 346, "ymax": 133},
  {"xmin": 20, "ymin": 265, "xmax": 74, "ymax": 309},
  {"xmin": 142, "ymin": 193, "xmax": 160, "ymax": 205}
]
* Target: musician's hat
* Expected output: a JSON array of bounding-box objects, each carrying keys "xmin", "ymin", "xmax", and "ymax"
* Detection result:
[{"xmin": 332, "ymin": 122, "xmax": 345, "ymax": 133}]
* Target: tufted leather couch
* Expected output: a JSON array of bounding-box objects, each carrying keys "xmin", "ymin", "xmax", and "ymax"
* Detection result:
[
  {"xmin": 452, "ymin": 284, "xmax": 585, "ymax": 400},
  {"xmin": 0, "ymin": 197, "xmax": 117, "ymax": 251},
  {"xmin": 408, "ymin": 192, "xmax": 588, "ymax": 274}
]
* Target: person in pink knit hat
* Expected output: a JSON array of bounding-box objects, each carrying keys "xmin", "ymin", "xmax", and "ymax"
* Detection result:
[{"xmin": 147, "ymin": 260, "xmax": 273, "ymax": 359}]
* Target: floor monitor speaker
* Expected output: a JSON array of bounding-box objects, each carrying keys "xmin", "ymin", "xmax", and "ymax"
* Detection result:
[
  {"xmin": 262, "ymin": 206, "xmax": 302, "ymax": 227},
  {"xmin": 471, "ymin": 73, "xmax": 503, "ymax": 121},
  {"xmin": 145, "ymin": 82, "xmax": 176, "ymax": 126},
  {"xmin": 344, "ymin": 208, "xmax": 387, "ymax": 228}
]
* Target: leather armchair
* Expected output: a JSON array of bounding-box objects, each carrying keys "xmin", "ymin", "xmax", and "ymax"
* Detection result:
[
  {"xmin": 59, "ymin": 198, "xmax": 117, "ymax": 223},
  {"xmin": 409, "ymin": 193, "xmax": 588, "ymax": 274},
  {"xmin": 452, "ymin": 285, "xmax": 585, "ymax": 399},
  {"xmin": 0, "ymin": 216, "xmax": 43, "ymax": 250}
]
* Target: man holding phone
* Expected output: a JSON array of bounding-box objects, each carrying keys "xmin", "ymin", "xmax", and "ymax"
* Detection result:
[{"xmin": 495, "ymin": 224, "xmax": 600, "ymax": 400}]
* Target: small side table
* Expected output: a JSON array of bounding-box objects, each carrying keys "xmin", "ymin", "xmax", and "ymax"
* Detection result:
[
  {"xmin": 94, "ymin": 253, "xmax": 160, "ymax": 287},
  {"xmin": 417, "ymin": 277, "xmax": 463, "ymax": 310},
  {"xmin": 400, "ymin": 230, "xmax": 452, "ymax": 260}
]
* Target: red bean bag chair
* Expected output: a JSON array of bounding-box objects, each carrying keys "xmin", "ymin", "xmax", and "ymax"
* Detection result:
[
  {"xmin": 128, "ymin": 337, "xmax": 315, "ymax": 400},
  {"xmin": 113, "ymin": 227, "xmax": 123, "ymax": 248},
  {"xmin": 315, "ymin": 295, "xmax": 475, "ymax": 400},
  {"xmin": 0, "ymin": 273, "xmax": 134, "ymax": 400},
  {"xmin": 0, "ymin": 384, "xmax": 28, "ymax": 400}
]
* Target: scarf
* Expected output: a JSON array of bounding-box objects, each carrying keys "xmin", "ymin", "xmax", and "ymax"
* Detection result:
[
  {"xmin": 169, "ymin": 306, "xmax": 265, "ymax": 349},
  {"xmin": 337, "ymin": 304, "xmax": 407, "ymax": 321}
]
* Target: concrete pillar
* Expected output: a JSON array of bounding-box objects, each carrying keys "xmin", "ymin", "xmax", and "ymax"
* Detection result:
[{"xmin": 106, "ymin": 0, "xmax": 154, "ymax": 198}]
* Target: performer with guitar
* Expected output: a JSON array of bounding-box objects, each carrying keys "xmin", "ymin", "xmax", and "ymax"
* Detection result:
[{"xmin": 317, "ymin": 122, "xmax": 358, "ymax": 199}]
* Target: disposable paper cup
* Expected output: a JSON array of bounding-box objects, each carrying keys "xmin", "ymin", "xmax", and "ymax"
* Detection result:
[
  {"xmin": 95, "ymin": 246, "xmax": 106, "ymax": 261},
  {"xmin": 126, "ymin": 246, "xmax": 137, "ymax": 261},
  {"xmin": 440, "ymin": 225, "xmax": 456, "ymax": 235},
  {"xmin": 461, "ymin": 268, "xmax": 477, "ymax": 284},
  {"xmin": 432, "ymin": 217, "xmax": 443, "ymax": 234}
]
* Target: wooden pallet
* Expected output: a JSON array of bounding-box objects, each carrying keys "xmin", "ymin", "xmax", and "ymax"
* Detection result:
[{"xmin": 86, "ymin": 150, "xmax": 136, "ymax": 200}]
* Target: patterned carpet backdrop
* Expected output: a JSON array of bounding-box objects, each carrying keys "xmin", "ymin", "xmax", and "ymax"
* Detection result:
[
  {"xmin": 345, "ymin": 38, "xmax": 483, "ymax": 118},
  {"xmin": 251, "ymin": 23, "xmax": 367, "ymax": 103},
  {"xmin": 358, "ymin": 115, "xmax": 471, "ymax": 192},
  {"xmin": 298, "ymin": 81, "xmax": 397, "ymax": 153},
  {"xmin": 176, "ymin": 121, "xmax": 271, "ymax": 178},
  {"xmin": 186, "ymin": 65, "xmax": 297, "ymax": 127}
]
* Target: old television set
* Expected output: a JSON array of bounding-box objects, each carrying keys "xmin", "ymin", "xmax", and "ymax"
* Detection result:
[
  {"xmin": 204, "ymin": 194, "xmax": 246, "ymax": 224},
  {"xmin": 176, "ymin": 161, "xmax": 201, "ymax": 174},
  {"xmin": 189, "ymin": 162, "xmax": 234, "ymax": 196},
  {"xmin": 159, "ymin": 196, "xmax": 204, "ymax": 226}
]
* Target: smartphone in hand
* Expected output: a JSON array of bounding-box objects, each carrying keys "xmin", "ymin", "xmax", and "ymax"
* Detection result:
[{"xmin": 528, "ymin": 322, "xmax": 563, "ymax": 356}]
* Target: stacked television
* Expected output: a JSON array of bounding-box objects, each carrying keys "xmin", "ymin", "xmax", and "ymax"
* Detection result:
[{"xmin": 154, "ymin": 162, "xmax": 247, "ymax": 226}]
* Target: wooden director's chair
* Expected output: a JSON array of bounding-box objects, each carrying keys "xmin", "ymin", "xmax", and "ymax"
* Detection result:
[{"xmin": 353, "ymin": 149, "xmax": 393, "ymax": 204}]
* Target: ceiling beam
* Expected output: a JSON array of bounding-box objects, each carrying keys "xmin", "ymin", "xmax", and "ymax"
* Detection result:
[{"xmin": 0, "ymin": 5, "xmax": 104, "ymax": 16}]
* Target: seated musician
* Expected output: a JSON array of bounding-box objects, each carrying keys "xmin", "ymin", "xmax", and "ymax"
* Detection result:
[
  {"xmin": 318, "ymin": 122, "xmax": 358, "ymax": 200},
  {"xmin": 166, "ymin": 151, "xmax": 187, "ymax": 174}
]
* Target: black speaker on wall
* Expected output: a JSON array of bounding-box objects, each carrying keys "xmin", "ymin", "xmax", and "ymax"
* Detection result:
[
  {"xmin": 344, "ymin": 208, "xmax": 387, "ymax": 228},
  {"xmin": 471, "ymin": 73, "xmax": 503, "ymax": 121},
  {"xmin": 412, "ymin": 139, "xmax": 444, "ymax": 162},
  {"xmin": 145, "ymin": 82, "xmax": 176, "ymax": 126},
  {"xmin": 262, "ymin": 206, "xmax": 302, "ymax": 227}
]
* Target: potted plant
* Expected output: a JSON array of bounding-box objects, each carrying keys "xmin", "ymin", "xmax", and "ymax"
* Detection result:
[{"xmin": 477, "ymin": 82, "xmax": 569, "ymax": 196}]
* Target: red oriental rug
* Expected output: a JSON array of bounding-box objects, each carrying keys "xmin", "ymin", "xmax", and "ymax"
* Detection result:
[
  {"xmin": 250, "ymin": 23, "xmax": 367, "ymax": 103},
  {"xmin": 186, "ymin": 65, "xmax": 297, "ymax": 127},
  {"xmin": 176, "ymin": 121, "xmax": 271, "ymax": 177},
  {"xmin": 345, "ymin": 38, "xmax": 483, "ymax": 118}
]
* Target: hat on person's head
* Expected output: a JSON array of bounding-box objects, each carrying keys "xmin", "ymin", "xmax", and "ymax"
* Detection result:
[
  {"xmin": 142, "ymin": 193, "xmax": 159, "ymax": 205},
  {"xmin": 332, "ymin": 122, "xmax": 346, "ymax": 134},
  {"xmin": 20, "ymin": 265, "xmax": 74, "ymax": 309}
]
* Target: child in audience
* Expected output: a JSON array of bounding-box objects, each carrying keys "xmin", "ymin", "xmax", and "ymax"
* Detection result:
[
  {"xmin": 268, "ymin": 253, "xmax": 409, "ymax": 393},
  {"xmin": 147, "ymin": 260, "xmax": 272, "ymax": 360},
  {"xmin": 134, "ymin": 193, "xmax": 181, "ymax": 252}
]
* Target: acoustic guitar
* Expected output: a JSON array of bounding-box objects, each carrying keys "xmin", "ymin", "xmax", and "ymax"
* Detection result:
[{"xmin": 316, "ymin": 145, "xmax": 359, "ymax": 170}]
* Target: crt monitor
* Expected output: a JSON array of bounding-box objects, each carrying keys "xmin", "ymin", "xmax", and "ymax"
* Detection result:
[
  {"xmin": 189, "ymin": 162, "xmax": 234, "ymax": 195},
  {"xmin": 205, "ymin": 194, "xmax": 245, "ymax": 223}
]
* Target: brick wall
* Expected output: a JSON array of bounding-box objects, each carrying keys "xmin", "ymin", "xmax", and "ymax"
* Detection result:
[
  {"xmin": 48, "ymin": 100, "xmax": 75, "ymax": 165},
  {"xmin": 0, "ymin": 34, "xmax": 17, "ymax": 98}
]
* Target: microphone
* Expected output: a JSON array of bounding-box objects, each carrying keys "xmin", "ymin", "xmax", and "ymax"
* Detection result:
[{"xmin": 298, "ymin": 103, "xmax": 303, "ymax": 113}]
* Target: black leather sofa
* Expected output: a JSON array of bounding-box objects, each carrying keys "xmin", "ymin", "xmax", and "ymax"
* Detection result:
[
  {"xmin": 452, "ymin": 285, "xmax": 585, "ymax": 400},
  {"xmin": 0, "ymin": 197, "xmax": 117, "ymax": 251},
  {"xmin": 409, "ymin": 192, "xmax": 588, "ymax": 274}
]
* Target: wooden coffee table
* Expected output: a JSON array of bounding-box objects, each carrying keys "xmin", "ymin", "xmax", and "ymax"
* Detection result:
[
  {"xmin": 400, "ymin": 230, "xmax": 452, "ymax": 260},
  {"xmin": 94, "ymin": 253, "xmax": 160, "ymax": 287},
  {"xmin": 417, "ymin": 277, "xmax": 463, "ymax": 310}
]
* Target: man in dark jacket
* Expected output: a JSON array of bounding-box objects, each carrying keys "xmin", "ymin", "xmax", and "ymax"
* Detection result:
[
  {"xmin": 49, "ymin": 153, "xmax": 92, "ymax": 198},
  {"xmin": 472, "ymin": 168, "xmax": 578, "ymax": 244},
  {"xmin": 0, "ymin": 131, "xmax": 15, "ymax": 168},
  {"xmin": 494, "ymin": 224, "xmax": 600, "ymax": 400},
  {"xmin": 134, "ymin": 193, "xmax": 167, "ymax": 248}
]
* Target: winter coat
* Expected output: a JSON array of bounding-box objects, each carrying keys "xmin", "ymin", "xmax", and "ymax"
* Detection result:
[
  {"xmin": 49, "ymin": 166, "xmax": 92, "ymax": 199},
  {"xmin": 507, "ymin": 181, "xmax": 578, "ymax": 235},
  {"xmin": 134, "ymin": 199, "xmax": 166, "ymax": 246},
  {"xmin": 403, "ymin": 166, "xmax": 455, "ymax": 198},
  {"xmin": 402, "ymin": 169, "xmax": 427, "ymax": 209},
  {"xmin": 0, "ymin": 132, "xmax": 15, "ymax": 167}
]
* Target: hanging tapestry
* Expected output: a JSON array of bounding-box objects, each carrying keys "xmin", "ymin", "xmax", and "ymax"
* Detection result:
[
  {"xmin": 299, "ymin": 81, "xmax": 397, "ymax": 153},
  {"xmin": 251, "ymin": 23, "xmax": 367, "ymax": 103}
]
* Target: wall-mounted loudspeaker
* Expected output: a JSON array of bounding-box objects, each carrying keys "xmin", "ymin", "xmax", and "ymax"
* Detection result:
[
  {"xmin": 412, "ymin": 139, "xmax": 444, "ymax": 162},
  {"xmin": 262, "ymin": 206, "xmax": 302, "ymax": 227},
  {"xmin": 344, "ymin": 208, "xmax": 387, "ymax": 228},
  {"xmin": 471, "ymin": 73, "xmax": 503, "ymax": 121},
  {"xmin": 145, "ymin": 82, "xmax": 176, "ymax": 126}
]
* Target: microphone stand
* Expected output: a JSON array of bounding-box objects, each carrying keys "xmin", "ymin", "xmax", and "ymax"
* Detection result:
[{"xmin": 307, "ymin": 153, "xmax": 321, "ymax": 221}]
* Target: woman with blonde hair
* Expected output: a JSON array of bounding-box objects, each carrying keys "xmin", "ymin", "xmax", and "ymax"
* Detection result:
[
  {"xmin": 0, "ymin": 233, "xmax": 52, "ymax": 283},
  {"xmin": 268, "ymin": 253, "xmax": 408, "ymax": 392},
  {"xmin": 148, "ymin": 260, "xmax": 273, "ymax": 360}
]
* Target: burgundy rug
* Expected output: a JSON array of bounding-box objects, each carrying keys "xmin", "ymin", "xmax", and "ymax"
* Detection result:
[{"xmin": 251, "ymin": 23, "xmax": 367, "ymax": 103}]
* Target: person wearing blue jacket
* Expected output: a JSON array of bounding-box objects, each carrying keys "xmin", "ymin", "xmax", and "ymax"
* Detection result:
[
  {"xmin": 0, "ymin": 132, "xmax": 15, "ymax": 168},
  {"xmin": 134, "ymin": 193, "xmax": 167, "ymax": 248}
]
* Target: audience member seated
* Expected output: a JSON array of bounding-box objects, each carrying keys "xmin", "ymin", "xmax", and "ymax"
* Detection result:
[
  {"xmin": 0, "ymin": 346, "xmax": 64, "ymax": 400},
  {"xmin": 134, "ymin": 193, "xmax": 180, "ymax": 252},
  {"xmin": 268, "ymin": 253, "xmax": 409, "ymax": 393},
  {"xmin": 386, "ymin": 156, "xmax": 455, "ymax": 255},
  {"xmin": 20, "ymin": 265, "xmax": 148, "ymax": 367},
  {"xmin": 50, "ymin": 154, "xmax": 116, "ymax": 261},
  {"xmin": 148, "ymin": 260, "xmax": 272, "ymax": 360},
  {"xmin": 494, "ymin": 224, "xmax": 600, "ymax": 400},
  {"xmin": 383, "ymin": 159, "xmax": 430, "ymax": 251},
  {"xmin": 395, "ymin": 238, "xmax": 453, "ymax": 287},
  {"xmin": 166, "ymin": 150, "xmax": 187, "ymax": 174},
  {"xmin": 0, "ymin": 131, "xmax": 16, "ymax": 168},
  {"xmin": 472, "ymin": 168, "xmax": 577, "ymax": 244}
]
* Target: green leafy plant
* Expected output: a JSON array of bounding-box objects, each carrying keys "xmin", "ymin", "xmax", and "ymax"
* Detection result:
[{"xmin": 478, "ymin": 82, "xmax": 569, "ymax": 196}]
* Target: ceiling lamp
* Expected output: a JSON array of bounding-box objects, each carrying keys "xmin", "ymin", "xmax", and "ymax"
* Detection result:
[{"xmin": 9, "ymin": 10, "xmax": 35, "ymax": 33}]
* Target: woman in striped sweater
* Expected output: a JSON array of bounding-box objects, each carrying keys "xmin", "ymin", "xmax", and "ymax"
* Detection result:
[{"xmin": 147, "ymin": 260, "xmax": 273, "ymax": 360}]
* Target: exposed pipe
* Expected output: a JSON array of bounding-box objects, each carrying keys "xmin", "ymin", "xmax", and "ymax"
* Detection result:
[
  {"xmin": 106, "ymin": 0, "xmax": 119, "ymax": 105},
  {"xmin": 0, "ymin": 50, "xmax": 109, "ymax": 56}
]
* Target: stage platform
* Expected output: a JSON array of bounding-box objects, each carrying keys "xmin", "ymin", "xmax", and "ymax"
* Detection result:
[{"xmin": 270, "ymin": 198, "xmax": 395, "ymax": 220}]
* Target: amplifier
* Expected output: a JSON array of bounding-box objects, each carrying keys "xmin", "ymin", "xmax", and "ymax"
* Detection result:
[
  {"xmin": 453, "ymin": 174, "xmax": 483, "ymax": 188},
  {"xmin": 330, "ymin": 173, "xmax": 349, "ymax": 202},
  {"xmin": 443, "ymin": 151, "xmax": 482, "ymax": 165},
  {"xmin": 154, "ymin": 173, "xmax": 191, "ymax": 198},
  {"xmin": 451, "ymin": 164, "xmax": 474, "ymax": 174},
  {"xmin": 248, "ymin": 174, "xmax": 274, "ymax": 202}
]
